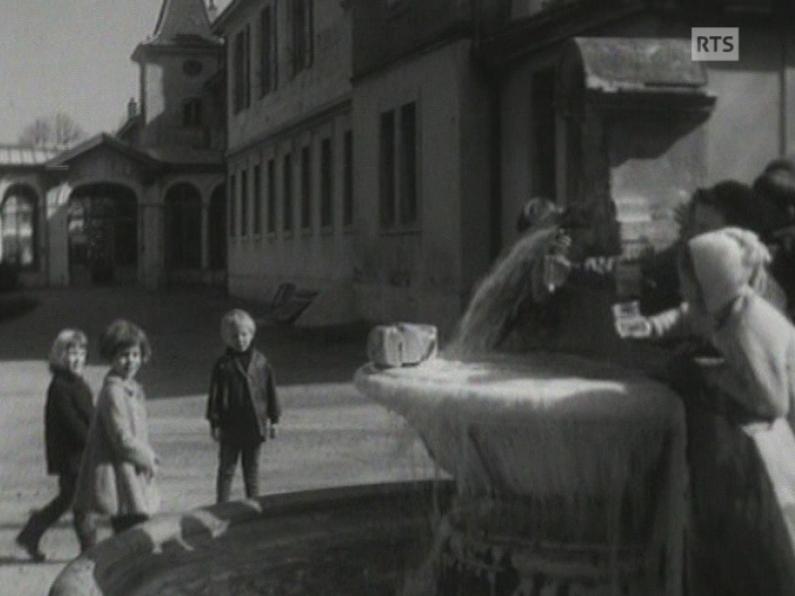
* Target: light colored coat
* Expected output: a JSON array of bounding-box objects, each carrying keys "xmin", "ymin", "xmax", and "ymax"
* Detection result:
[
  {"xmin": 74, "ymin": 373, "xmax": 159, "ymax": 516},
  {"xmin": 689, "ymin": 229, "xmax": 795, "ymax": 424}
]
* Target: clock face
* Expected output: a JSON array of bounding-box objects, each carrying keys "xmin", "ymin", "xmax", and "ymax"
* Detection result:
[{"xmin": 183, "ymin": 59, "xmax": 203, "ymax": 77}]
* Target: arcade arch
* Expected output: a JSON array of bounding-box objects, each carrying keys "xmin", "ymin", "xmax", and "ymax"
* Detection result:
[
  {"xmin": 68, "ymin": 183, "xmax": 138, "ymax": 284},
  {"xmin": 0, "ymin": 184, "xmax": 39, "ymax": 269}
]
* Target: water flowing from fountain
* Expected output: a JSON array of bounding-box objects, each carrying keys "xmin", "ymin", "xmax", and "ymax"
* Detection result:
[{"xmin": 449, "ymin": 224, "xmax": 560, "ymax": 357}]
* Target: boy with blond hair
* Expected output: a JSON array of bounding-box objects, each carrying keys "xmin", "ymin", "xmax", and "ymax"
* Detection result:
[{"xmin": 207, "ymin": 309, "xmax": 281, "ymax": 503}]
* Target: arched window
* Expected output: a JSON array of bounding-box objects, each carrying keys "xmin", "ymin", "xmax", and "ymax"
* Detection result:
[
  {"xmin": 1, "ymin": 185, "xmax": 38, "ymax": 269},
  {"xmin": 165, "ymin": 183, "xmax": 202, "ymax": 270}
]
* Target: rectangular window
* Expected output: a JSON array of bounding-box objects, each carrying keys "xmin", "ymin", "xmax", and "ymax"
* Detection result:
[
  {"xmin": 267, "ymin": 158, "xmax": 276, "ymax": 233},
  {"xmin": 244, "ymin": 24, "xmax": 252, "ymax": 108},
  {"xmin": 283, "ymin": 154, "xmax": 293, "ymax": 232},
  {"xmin": 379, "ymin": 103, "xmax": 419, "ymax": 230},
  {"xmin": 240, "ymin": 169, "xmax": 249, "ymax": 236},
  {"xmin": 229, "ymin": 173, "xmax": 237, "ymax": 237},
  {"xmin": 259, "ymin": 6, "xmax": 278, "ymax": 97},
  {"xmin": 343, "ymin": 130, "xmax": 353, "ymax": 227},
  {"xmin": 253, "ymin": 163, "xmax": 262, "ymax": 235},
  {"xmin": 301, "ymin": 146, "xmax": 312, "ymax": 230},
  {"xmin": 399, "ymin": 103, "xmax": 417, "ymax": 225},
  {"xmin": 532, "ymin": 69, "xmax": 556, "ymax": 199},
  {"xmin": 320, "ymin": 138, "xmax": 333, "ymax": 229},
  {"xmin": 379, "ymin": 111, "xmax": 395, "ymax": 228},
  {"xmin": 233, "ymin": 26, "xmax": 252, "ymax": 113},
  {"xmin": 291, "ymin": 0, "xmax": 314, "ymax": 76},
  {"xmin": 233, "ymin": 31, "xmax": 245, "ymax": 113}
]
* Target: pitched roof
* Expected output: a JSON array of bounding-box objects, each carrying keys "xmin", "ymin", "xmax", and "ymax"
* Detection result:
[
  {"xmin": 44, "ymin": 133, "xmax": 224, "ymax": 171},
  {"xmin": 144, "ymin": 0, "xmax": 219, "ymax": 47},
  {"xmin": 211, "ymin": 0, "xmax": 242, "ymax": 31},
  {"xmin": 0, "ymin": 145, "xmax": 60, "ymax": 167},
  {"xmin": 45, "ymin": 134, "xmax": 161, "ymax": 169}
]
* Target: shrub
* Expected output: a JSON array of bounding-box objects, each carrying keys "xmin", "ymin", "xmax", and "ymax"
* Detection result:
[
  {"xmin": 91, "ymin": 260, "xmax": 115, "ymax": 284},
  {"xmin": 0, "ymin": 262, "xmax": 20, "ymax": 292}
]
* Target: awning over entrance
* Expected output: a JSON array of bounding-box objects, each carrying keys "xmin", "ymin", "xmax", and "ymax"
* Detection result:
[
  {"xmin": 570, "ymin": 37, "xmax": 706, "ymax": 92},
  {"xmin": 559, "ymin": 37, "xmax": 716, "ymax": 112}
]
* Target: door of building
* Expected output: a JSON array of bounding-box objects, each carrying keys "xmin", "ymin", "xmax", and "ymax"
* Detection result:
[{"xmin": 68, "ymin": 184, "xmax": 138, "ymax": 285}]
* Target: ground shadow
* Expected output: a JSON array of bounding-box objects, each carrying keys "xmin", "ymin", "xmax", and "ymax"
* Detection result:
[
  {"xmin": 0, "ymin": 293, "xmax": 40, "ymax": 323},
  {"xmin": 0, "ymin": 556, "xmax": 71, "ymax": 566},
  {"xmin": 0, "ymin": 287, "xmax": 371, "ymax": 399}
]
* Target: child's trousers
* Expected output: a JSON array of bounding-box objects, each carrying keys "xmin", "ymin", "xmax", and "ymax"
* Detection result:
[
  {"xmin": 18, "ymin": 471, "xmax": 97, "ymax": 553},
  {"xmin": 216, "ymin": 440, "xmax": 262, "ymax": 503}
]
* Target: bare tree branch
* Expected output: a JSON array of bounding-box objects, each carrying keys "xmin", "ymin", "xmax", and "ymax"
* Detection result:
[{"xmin": 17, "ymin": 112, "xmax": 86, "ymax": 148}]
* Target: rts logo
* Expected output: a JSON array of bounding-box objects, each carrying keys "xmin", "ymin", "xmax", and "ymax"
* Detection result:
[{"xmin": 691, "ymin": 28, "xmax": 739, "ymax": 61}]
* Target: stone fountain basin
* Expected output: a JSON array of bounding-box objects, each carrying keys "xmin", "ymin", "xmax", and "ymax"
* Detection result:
[
  {"xmin": 355, "ymin": 353, "xmax": 686, "ymax": 500},
  {"xmin": 50, "ymin": 481, "xmax": 453, "ymax": 596},
  {"xmin": 355, "ymin": 353, "xmax": 689, "ymax": 593}
]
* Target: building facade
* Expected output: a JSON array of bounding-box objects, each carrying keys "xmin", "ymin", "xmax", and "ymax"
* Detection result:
[
  {"xmin": 350, "ymin": 0, "xmax": 495, "ymax": 331},
  {"xmin": 215, "ymin": 0, "xmax": 355, "ymax": 324},
  {"xmin": 3, "ymin": 0, "xmax": 795, "ymax": 334},
  {"xmin": 0, "ymin": 0, "xmax": 226, "ymax": 290}
]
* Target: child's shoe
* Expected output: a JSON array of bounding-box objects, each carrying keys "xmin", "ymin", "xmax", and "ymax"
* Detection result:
[{"xmin": 15, "ymin": 530, "xmax": 45, "ymax": 562}]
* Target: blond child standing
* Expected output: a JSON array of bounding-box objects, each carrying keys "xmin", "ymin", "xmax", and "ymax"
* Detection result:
[{"xmin": 207, "ymin": 310, "xmax": 281, "ymax": 503}]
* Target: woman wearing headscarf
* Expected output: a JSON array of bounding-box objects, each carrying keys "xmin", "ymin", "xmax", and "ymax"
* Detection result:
[{"xmin": 677, "ymin": 228, "xmax": 795, "ymax": 596}]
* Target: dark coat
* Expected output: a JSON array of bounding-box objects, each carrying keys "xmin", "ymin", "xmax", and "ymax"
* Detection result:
[
  {"xmin": 45, "ymin": 371, "xmax": 94, "ymax": 475},
  {"xmin": 206, "ymin": 349, "xmax": 281, "ymax": 444}
]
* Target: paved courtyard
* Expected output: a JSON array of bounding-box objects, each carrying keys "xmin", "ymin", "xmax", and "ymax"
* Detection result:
[{"xmin": 0, "ymin": 287, "xmax": 435, "ymax": 595}]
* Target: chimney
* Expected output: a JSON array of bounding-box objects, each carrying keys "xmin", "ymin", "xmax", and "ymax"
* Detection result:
[
  {"xmin": 207, "ymin": 0, "xmax": 218, "ymax": 21},
  {"xmin": 127, "ymin": 97, "xmax": 138, "ymax": 119}
]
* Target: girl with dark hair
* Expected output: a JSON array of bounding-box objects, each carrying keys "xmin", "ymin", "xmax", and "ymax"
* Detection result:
[{"xmin": 73, "ymin": 320, "xmax": 159, "ymax": 543}]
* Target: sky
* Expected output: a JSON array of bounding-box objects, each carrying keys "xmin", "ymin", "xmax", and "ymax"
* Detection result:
[{"xmin": 0, "ymin": 0, "xmax": 232, "ymax": 145}]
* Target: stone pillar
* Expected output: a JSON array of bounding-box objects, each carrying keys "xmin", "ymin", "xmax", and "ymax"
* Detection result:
[
  {"xmin": 139, "ymin": 185, "xmax": 164, "ymax": 290},
  {"xmin": 201, "ymin": 198, "xmax": 210, "ymax": 271},
  {"xmin": 46, "ymin": 183, "xmax": 72, "ymax": 287}
]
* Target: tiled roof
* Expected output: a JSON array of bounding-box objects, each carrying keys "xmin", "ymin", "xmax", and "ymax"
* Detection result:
[
  {"xmin": 145, "ymin": 0, "xmax": 219, "ymax": 47},
  {"xmin": 0, "ymin": 145, "xmax": 61, "ymax": 167}
]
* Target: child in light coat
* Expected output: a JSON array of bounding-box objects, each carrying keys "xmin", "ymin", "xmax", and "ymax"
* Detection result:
[
  {"xmin": 680, "ymin": 228, "xmax": 795, "ymax": 424},
  {"xmin": 73, "ymin": 320, "xmax": 160, "ymax": 541}
]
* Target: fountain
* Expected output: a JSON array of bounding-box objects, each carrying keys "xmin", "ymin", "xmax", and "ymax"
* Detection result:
[{"xmin": 355, "ymin": 210, "xmax": 689, "ymax": 595}]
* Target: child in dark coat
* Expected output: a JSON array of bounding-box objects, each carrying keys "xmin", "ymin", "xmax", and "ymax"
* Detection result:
[
  {"xmin": 16, "ymin": 330, "xmax": 97, "ymax": 561},
  {"xmin": 207, "ymin": 309, "xmax": 281, "ymax": 503}
]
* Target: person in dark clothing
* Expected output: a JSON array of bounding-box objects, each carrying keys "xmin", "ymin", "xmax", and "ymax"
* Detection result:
[
  {"xmin": 16, "ymin": 329, "xmax": 97, "ymax": 561},
  {"xmin": 207, "ymin": 309, "xmax": 281, "ymax": 504},
  {"xmin": 753, "ymin": 158, "xmax": 795, "ymax": 317}
]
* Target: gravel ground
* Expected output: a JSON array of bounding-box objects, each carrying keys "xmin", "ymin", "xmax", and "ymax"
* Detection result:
[{"xmin": 0, "ymin": 287, "xmax": 435, "ymax": 595}]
